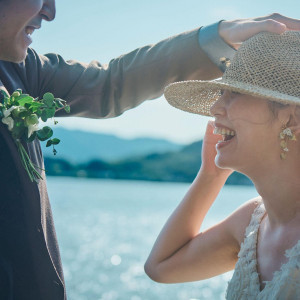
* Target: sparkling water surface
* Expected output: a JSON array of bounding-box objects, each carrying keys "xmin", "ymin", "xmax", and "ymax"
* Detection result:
[{"xmin": 47, "ymin": 177, "xmax": 258, "ymax": 300}]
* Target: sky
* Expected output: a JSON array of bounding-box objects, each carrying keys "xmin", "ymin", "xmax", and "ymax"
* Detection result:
[{"xmin": 32, "ymin": 0, "xmax": 299, "ymax": 144}]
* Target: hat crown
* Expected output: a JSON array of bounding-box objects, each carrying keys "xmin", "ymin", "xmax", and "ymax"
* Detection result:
[
  {"xmin": 164, "ymin": 31, "xmax": 300, "ymax": 117},
  {"xmin": 223, "ymin": 31, "xmax": 300, "ymax": 98}
]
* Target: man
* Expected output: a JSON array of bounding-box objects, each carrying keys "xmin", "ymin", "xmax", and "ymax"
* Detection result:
[{"xmin": 0, "ymin": 1, "xmax": 299, "ymax": 298}]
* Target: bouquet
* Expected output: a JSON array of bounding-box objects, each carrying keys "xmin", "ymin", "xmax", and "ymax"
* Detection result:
[{"xmin": 0, "ymin": 89, "xmax": 70, "ymax": 182}]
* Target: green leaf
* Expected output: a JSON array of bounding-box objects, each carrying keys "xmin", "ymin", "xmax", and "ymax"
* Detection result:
[
  {"xmin": 24, "ymin": 103, "xmax": 31, "ymax": 109},
  {"xmin": 17, "ymin": 95, "xmax": 34, "ymax": 106},
  {"xmin": 43, "ymin": 92, "xmax": 54, "ymax": 102},
  {"xmin": 18, "ymin": 111, "xmax": 29, "ymax": 119},
  {"xmin": 11, "ymin": 91, "xmax": 21, "ymax": 98},
  {"xmin": 64, "ymin": 105, "xmax": 70, "ymax": 113},
  {"xmin": 36, "ymin": 109, "xmax": 42, "ymax": 117},
  {"xmin": 55, "ymin": 98, "xmax": 66, "ymax": 103},
  {"xmin": 29, "ymin": 102, "xmax": 43, "ymax": 110},
  {"xmin": 51, "ymin": 138, "xmax": 60, "ymax": 145},
  {"xmin": 1, "ymin": 91, "xmax": 9, "ymax": 106},
  {"xmin": 36, "ymin": 130, "xmax": 47, "ymax": 141},
  {"xmin": 11, "ymin": 106, "xmax": 26, "ymax": 118},
  {"xmin": 25, "ymin": 114, "xmax": 38, "ymax": 126},
  {"xmin": 43, "ymin": 126, "xmax": 53, "ymax": 139},
  {"xmin": 46, "ymin": 140, "xmax": 53, "ymax": 147},
  {"xmin": 55, "ymin": 99, "xmax": 64, "ymax": 108},
  {"xmin": 46, "ymin": 138, "xmax": 60, "ymax": 147},
  {"xmin": 46, "ymin": 107, "xmax": 56, "ymax": 119},
  {"xmin": 12, "ymin": 125, "xmax": 25, "ymax": 140},
  {"xmin": 41, "ymin": 110, "xmax": 48, "ymax": 122},
  {"xmin": 44, "ymin": 98, "xmax": 54, "ymax": 108},
  {"xmin": 30, "ymin": 107, "xmax": 38, "ymax": 113},
  {"xmin": 37, "ymin": 126, "xmax": 53, "ymax": 141},
  {"xmin": 43, "ymin": 93, "xmax": 55, "ymax": 107}
]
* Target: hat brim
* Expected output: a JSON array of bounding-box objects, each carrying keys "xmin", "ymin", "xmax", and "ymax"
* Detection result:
[{"xmin": 164, "ymin": 79, "xmax": 300, "ymax": 116}]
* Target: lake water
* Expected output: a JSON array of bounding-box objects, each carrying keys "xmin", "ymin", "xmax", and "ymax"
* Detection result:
[{"xmin": 47, "ymin": 177, "xmax": 258, "ymax": 300}]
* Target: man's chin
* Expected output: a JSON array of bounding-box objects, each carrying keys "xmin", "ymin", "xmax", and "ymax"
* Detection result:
[{"xmin": 0, "ymin": 48, "xmax": 27, "ymax": 63}]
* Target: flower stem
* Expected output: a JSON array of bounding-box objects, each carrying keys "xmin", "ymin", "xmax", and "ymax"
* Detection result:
[{"xmin": 16, "ymin": 140, "xmax": 43, "ymax": 182}]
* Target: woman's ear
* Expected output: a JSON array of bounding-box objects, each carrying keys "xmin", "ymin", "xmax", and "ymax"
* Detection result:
[
  {"xmin": 277, "ymin": 104, "xmax": 296, "ymax": 126},
  {"xmin": 289, "ymin": 106, "xmax": 300, "ymax": 135}
]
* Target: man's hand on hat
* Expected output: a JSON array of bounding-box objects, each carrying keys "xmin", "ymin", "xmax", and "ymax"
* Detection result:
[{"xmin": 219, "ymin": 13, "xmax": 300, "ymax": 49}]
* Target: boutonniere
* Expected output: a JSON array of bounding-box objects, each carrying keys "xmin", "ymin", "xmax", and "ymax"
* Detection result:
[{"xmin": 0, "ymin": 89, "xmax": 70, "ymax": 182}]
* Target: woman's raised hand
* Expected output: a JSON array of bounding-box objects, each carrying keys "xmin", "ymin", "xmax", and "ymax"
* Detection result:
[
  {"xmin": 145, "ymin": 121, "xmax": 239, "ymax": 284},
  {"xmin": 220, "ymin": 13, "xmax": 300, "ymax": 49},
  {"xmin": 199, "ymin": 120, "xmax": 233, "ymax": 179}
]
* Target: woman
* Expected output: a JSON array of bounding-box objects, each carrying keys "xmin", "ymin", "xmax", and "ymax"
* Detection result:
[{"xmin": 144, "ymin": 31, "xmax": 300, "ymax": 299}]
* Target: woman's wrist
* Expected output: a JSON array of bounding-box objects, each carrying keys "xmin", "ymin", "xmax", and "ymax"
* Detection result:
[{"xmin": 197, "ymin": 167, "xmax": 231, "ymax": 184}]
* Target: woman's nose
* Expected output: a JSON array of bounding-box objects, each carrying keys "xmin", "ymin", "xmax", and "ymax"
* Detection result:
[
  {"xmin": 210, "ymin": 93, "xmax": 226, "ymax": 117},
  {"xmin": 40, "ymin": 0, "xmax": 56, "ymax": 22}
]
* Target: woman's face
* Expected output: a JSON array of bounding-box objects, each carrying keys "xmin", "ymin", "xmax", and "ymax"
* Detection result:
[
  {"xmin": 0, "ymin": 0, "xmax": 56, "ymax": 63},
  {"xmin": 210, "ymin": 90, "xmax": 282, "ymax": 176}
]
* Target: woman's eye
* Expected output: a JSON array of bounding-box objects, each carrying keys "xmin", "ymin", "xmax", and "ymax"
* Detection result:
[{"xmin": 231, "ymin": 91, "xmax": 241, "ymax": 96}]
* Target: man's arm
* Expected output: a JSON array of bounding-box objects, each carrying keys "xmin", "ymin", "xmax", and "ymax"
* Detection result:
[
  {"xmin": 199, "ymin": 21, "xmax": 236, "ymax": 72},
  {"xmin": 24, "ymin": 28, "xmax": 221, "ymax": 119},
  {"xmin": 21, "ymin": 13, "xmax": 300, "ymax": 119}
]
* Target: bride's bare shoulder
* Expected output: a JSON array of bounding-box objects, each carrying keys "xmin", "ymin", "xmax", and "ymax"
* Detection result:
[{"xmin": 226, "ymin": 196, "xmax": 262, "ymax": 246}]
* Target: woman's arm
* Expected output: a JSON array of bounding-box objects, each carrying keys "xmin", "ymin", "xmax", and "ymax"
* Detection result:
[{"xmin": 144, "ymin": 121, "xmax": 258, "ymax": 283}]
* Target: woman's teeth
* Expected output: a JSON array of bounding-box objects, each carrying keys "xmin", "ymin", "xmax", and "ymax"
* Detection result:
[
  {"xmin": 213, "ymin": 127, "xmax": 235, "ymax": 136},
  {"xmin": 213, "ymin": 127, "xmax": 236, "ymax": 141}
]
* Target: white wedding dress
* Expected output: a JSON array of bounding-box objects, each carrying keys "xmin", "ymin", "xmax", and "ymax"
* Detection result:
[{"xmin": 226, "ymin": 202, "xmax": 300, "ymax": 299}]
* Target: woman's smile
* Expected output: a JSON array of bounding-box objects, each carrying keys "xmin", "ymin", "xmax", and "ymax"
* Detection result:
[
  {"xmin": 213, "ymin": 126, "xmax": 236, "ymax": 149},
  {"xmin": 210, "ymin": 91, "xmax": 281, "ymax": 173}
]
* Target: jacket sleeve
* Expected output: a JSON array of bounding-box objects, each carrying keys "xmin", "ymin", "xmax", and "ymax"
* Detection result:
[{"xmin": 24, "ymin": 27, "xmax": 222, "ymax": 119}]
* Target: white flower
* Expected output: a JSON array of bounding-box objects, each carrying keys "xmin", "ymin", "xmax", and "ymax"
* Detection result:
[
  {"xmin": 28, "ymin": 123, "xmax": 39, "ymax": 138},
  {"xmin": 3, "ymin": 106, "xmax": 17, "ymax": 118},
  {"xmin": 2, "ymin": 116, "xmax": 14, "ymax": 131}
]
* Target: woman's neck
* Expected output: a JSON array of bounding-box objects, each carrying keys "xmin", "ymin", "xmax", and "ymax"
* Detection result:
[{"xmin": 251, "ymin": 162, "xmax": 300, "ymax": 227}]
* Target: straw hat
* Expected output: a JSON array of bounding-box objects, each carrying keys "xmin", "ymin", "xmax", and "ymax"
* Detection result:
[{"xmin": 164, "ymin": 31, "xmax": 300, "ymax": 116}]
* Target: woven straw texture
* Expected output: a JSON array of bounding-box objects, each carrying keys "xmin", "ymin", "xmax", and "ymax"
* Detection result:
[{"xmin": 164, "ymin": 31, "xmax": 300, "ymax": 116}]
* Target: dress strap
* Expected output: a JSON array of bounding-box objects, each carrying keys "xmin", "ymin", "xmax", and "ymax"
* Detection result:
[{"xmin": 238, "ymin": 201, "xmax": 265, "ymax": 259}]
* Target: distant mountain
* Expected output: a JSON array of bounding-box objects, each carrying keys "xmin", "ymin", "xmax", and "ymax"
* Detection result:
[
  {"xmin": 41, "ymin": 128, "xmax": 183, "ymax": 163},
  {"xmin": 44, "ymin": 139, "xmax": 253, "ymax": 185}
]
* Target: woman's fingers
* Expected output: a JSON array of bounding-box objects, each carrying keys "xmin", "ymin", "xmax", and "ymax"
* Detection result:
[
  {"xmin": 200, "ymin": 120, "xmax": 233, "ymax": 177},
  {"xmin": 205, "ymin": 120, "xmax": 215, "ymax": 135},
  {"xmin": 203, "ymin": 120, "xmax": 219, "ymax": 146}
]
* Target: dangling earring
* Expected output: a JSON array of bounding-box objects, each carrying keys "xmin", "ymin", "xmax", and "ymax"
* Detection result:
[{"xmin": 279, "ymin": 125, "xmax": 297, "ymax": 160}]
